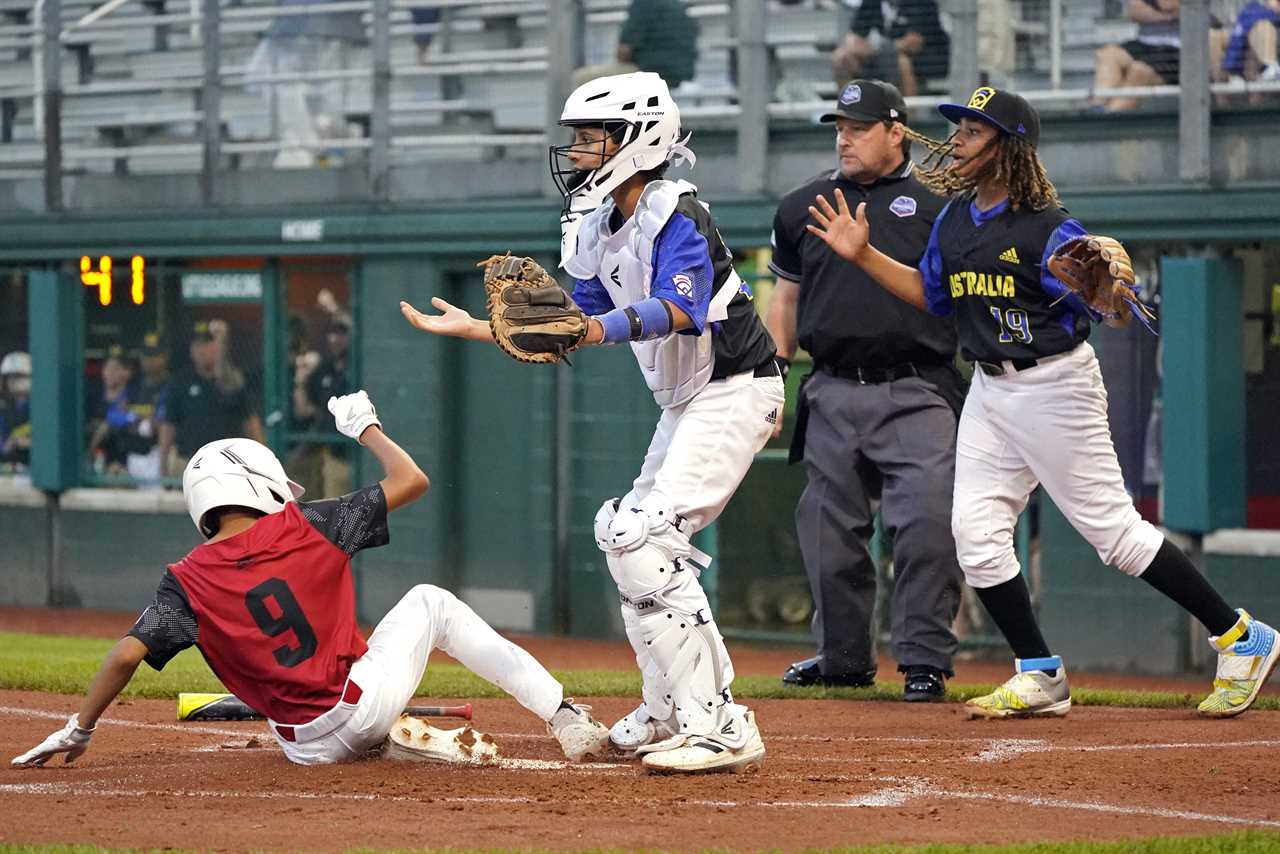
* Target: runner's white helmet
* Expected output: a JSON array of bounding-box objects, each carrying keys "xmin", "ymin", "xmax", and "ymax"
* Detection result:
[
  {"xmin": 182, "ymin": 438, "xmax": 304, "ymax": 538},
  {"xmin": 550, "ymin": 71, "xmax": 694, "ymax": 265}
]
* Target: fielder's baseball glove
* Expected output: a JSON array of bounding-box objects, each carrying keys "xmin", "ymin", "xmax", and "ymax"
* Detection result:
[
  {"xmin": 479, "ymin": 253, "xmax": 588, "ymax": 364},
  {"xmin": 1047, "ymin": 235, "xmax": 1156, "ymax": 328}
]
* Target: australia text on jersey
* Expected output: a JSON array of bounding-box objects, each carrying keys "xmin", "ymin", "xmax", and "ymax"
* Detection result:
[{"xmin": 948, "ymin": 271, "xmax": 1016, "ymax": 299}]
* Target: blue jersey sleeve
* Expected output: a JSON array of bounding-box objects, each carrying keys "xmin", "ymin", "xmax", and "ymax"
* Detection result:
[
  {"xmin": 648, "ymin": 212, "xmax": 715, "ymax": 335},
  {"xmin": 571, "ymin": 276, "xmax": 615, "ymax": 316},
  {"xmin": 919, "ymin": 200, "xmax": 953, "ymax": 316},
  {"xmin": 1039, "ymin": 218, "xmax": 1094, "ymax": 319}
]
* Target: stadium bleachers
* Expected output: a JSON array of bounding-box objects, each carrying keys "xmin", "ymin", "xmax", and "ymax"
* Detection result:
[{"xmin": 0, "ymin": 0, "xmax": 1271, "ymax": 178}]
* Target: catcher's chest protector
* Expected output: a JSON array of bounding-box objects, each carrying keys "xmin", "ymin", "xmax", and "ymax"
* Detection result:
[
  {"xmin": 567, "ymin": 180, "xmax": 739, "ymax": 408},
  {"xmin": 935, "ymin": 200, "xmax": 1087, "ymax": 364}
]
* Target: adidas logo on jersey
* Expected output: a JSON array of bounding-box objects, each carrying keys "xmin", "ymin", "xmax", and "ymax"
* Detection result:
[{"xmin": 998, "ymin": 247, "xmax": 1021, "ymax": 264}]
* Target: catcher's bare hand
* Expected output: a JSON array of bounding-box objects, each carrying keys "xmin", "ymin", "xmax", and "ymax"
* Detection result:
[
  {"xmin": 806, "ymin": 189, "xmax": 870, "ymax": 264},
  {"xmin": 400, "ymin": 298, "xmax": 491, "ymax": 342}
]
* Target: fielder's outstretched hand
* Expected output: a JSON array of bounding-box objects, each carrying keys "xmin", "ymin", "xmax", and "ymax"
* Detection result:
[
  {"xmin": 328, "ymin": 389, "xmax": 382, "ymax": 445},
  {"xmin": 400, "ymin": 298, "xmax": 492, "ymax": 342},
  {"xmin": 806, "ymin": 188, "xmax": 871, "ymax": 264},
  {"xmin": 11, "ymin": 714, "xmax": 94, "ymax": 768}
]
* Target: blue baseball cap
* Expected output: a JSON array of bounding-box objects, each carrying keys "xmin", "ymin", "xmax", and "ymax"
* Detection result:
[{"xmin": 938, "ymin": 86, "xmax": 1040, "ymax": 148}]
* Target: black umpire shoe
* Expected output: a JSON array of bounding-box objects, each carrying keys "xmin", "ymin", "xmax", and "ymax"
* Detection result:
[
  {"xmin": 902, "ymin": 665, "xmax": 946, "ymax": 702},
  {"xmin": 782, "ymin": 655, "xmax": 876, "ymax": 688}
]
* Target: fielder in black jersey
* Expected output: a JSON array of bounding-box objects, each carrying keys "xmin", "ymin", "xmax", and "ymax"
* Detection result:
[{"xmin": 806, "ymin": 86, "xmax": 1278, "ymax": 720}]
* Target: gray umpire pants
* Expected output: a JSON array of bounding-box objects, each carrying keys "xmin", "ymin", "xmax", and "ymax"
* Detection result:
[{"xmin": 796, "ymin": 371, "xmax": 963, "ymax": 677}]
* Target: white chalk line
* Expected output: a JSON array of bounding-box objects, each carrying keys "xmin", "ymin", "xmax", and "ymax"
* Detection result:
[
  {"xmin": 0, "ymin": 705, "xmax": 260, "ymax": 738},
  {"xmin": 2, "ymin": 777, "xmax": 1278, "ymax": 828},
  {"xmin": 970, "ymin": 737, "xmax": 1280, "ymax": 763}
]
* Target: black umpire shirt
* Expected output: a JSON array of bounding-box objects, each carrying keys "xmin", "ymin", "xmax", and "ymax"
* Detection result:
[{"xmin": 770, "ymin": 159, "xmax": 956, "ymax": 371}]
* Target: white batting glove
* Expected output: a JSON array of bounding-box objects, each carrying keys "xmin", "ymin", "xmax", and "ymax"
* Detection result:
[
  {"xmin": 11, "ymin": 714, "xmax": 95, "ymax": 767},
  {"xmin": 327, "ymin": 390, "xmax": 382, "ymax": 444}
]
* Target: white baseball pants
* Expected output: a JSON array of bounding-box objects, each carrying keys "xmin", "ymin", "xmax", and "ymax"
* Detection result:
[
  {"xmin": 952, "ymin": 342, "xmax": 1164, "ymax": 588},
  {"xmin": 270, "ymin": 584, "xmax": 563, "ymax": 765},
  {"xmin": 617, "ymin": 369, "xmax": 785, "ymax": 703}
]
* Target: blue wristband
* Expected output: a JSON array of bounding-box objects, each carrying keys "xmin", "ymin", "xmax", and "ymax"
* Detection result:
[{"xmin": 594, "ymin": 298, "xmax": 674, "ymax": 344}]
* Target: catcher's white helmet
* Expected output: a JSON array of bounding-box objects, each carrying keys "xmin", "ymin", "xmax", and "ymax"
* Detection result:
[
  {"xmin": 182, "ymin": 438, "xmax": 304, "ymax": 538},
  {"xmin": 550, "ymin": 72, "xmax": 694, "ymax": 265}
]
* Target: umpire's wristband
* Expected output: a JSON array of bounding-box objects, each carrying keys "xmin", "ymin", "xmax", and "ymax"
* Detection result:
[{"xmin": 775, "ymin": 356, "xmax": 791, "ymax": 380}]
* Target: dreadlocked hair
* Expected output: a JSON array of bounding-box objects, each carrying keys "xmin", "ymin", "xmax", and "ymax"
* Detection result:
[{"xmin": 902, "ymin": 126, "xmax": 1060, "ymax": 212}]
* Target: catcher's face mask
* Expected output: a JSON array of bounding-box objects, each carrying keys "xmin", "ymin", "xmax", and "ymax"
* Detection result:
[{"xmin": 548, "ymin": 121, "xmax": 632, "ymax": 209}]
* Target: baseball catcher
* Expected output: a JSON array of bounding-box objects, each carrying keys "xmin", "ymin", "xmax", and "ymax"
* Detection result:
[
  {"xmin": 479, "ymin": 253, "xmax": 588, "ymax": 364},
  {"xmin": 400, "ymin": 71, "xmax": 784, "ymax": 774},
  {"xmin": 1046, "ymin": 235, "xmax": 1156, "ymax": 328}
]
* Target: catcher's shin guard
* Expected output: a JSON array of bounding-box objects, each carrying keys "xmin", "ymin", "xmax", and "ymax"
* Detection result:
[{"xmin": 596, "ymin": 494, "xmax": 740, "ymax": 743}]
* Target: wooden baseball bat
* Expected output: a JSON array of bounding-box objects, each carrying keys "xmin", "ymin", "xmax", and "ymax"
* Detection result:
[{"xmin": 177, "ymin": 692, "xmax": 472, "ymax": 722}]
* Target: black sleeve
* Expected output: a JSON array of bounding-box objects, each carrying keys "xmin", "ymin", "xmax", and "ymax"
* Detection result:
[
  {"xmin": 298, "ymin": 483, "xmax": 390, "ymax": 556},
  {"xmin": 164, "ymin": 378, "xmax": 184, "ymax": 425},
  {"xmin": 851, "ymin": 1, "xmax": 883, "ymax": 37},
  {"xmin": 768, "ymin": 199, "xmax": 805, "ymax": 283},
  {"xmin": 911, "ymin": 1, "xmax": 950, "ymax": 78},
  {"xmin": 127, "ymin": 570, "xmax": 199, "ymax": 671}
]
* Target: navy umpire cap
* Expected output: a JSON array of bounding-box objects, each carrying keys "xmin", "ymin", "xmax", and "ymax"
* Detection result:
[
  {"xmin": 938, "ymin": 86, "xmax": 1040, "ymax": 148},
  {"xmin": 820, "ymin": 79, "xmax": 908, "ymax": 124}
]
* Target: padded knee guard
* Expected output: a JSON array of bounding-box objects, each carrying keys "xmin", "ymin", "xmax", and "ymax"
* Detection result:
[{"xmin": 595, "ymin": 494, "xmax": 737, "ymax": 739}]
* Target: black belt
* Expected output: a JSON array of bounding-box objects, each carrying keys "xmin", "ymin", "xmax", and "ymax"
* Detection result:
[
  {"xmin": 818, "ymin": 360, "xmax": 940, "ymax": 385},
  {"xmin": 753, "ymin": 359, "xmax": 780, "ymax": 378},
  {"xmin": 977, "ymin": 358, "xmax": 1038, "ymax": 377}
]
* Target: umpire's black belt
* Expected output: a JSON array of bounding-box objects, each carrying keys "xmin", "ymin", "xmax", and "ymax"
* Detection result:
[{"xmin": 817, "ymin": 359, "xmax": 945, "ymax": 385}]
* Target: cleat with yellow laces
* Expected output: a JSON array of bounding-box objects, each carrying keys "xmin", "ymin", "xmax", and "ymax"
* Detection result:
[
  {"xmin": 966, "ymin": 656, "xmax": 1071, "ymax": 720},
  {"xmin": 1199, "ymin": 610, "xmax": 1279, "ymax": 719}
]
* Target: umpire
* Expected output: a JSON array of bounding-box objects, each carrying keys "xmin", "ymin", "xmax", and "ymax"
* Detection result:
[{"xmin": 766, "ymin": 80, "xmax": 964, "ymax": 701}]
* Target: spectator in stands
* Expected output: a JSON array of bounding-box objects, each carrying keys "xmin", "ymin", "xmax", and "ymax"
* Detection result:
[
  {"xmin": 410, "ymin": 6, "xmax": 441, "ymax": 66},
  {"xmin": 832, "ymin": 0, "xmax": 950, "ymax": 97},
  {"xmin": 295, "ymin": 316, "xmax": 356, "ymax": 497},
  {"xmin": 1223, "ymin": 1, "xmax": 1280, "ymax": 83},
  {"xmin": 87, "ymin": 349, "xmax": 141, "ymax": 476},
  {"xmin": 0, "ymin": 350, "xmax": 31, "ymax": 472},
  {"xmin": 125, "ymin": 333, "xmax": 173, "ymax": 485},
  {"xmin": 1093, "ymin": 0, "xmax": 1230, "ymax": 111},
  {"xmin": 979, "ymin": 0, "xmax": 1017, "ymax": 87},
  {"xmin": 247, "ymin": 0, "xmax": 368, "ymax": 169},
  {"xmin": 616, "ymin": 0, "xmax": 698, "ymax": 88},
  {"xmin": 159, "ymin": 320, "xmax": 265, "ymax": 479}
]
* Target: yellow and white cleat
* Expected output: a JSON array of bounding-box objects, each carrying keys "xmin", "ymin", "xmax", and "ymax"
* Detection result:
[
  {"xmin": 1199, "ymin": 610, "xmax": 1279, "ymax": 718},
  {"xmin": 966, "ymin": 656, "xmax": 1071, "ymax": 720}
]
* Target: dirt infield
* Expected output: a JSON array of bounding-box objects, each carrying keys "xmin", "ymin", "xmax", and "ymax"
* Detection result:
[{"xmin": 2, "ymin": 608, "xmax": 1280, "ymax": 852}]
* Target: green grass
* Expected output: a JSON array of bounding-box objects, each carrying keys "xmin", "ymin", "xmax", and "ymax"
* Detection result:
[
  {"xmin": 1, "ymin": 630, "xmax": 1277, "ymax": 712},
  {"xmin": 4, "ymin": 831, "xmax": 1280, "ymax": 853}
]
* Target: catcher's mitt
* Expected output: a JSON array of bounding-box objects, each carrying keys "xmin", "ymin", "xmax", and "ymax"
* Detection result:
[
  {"xmin": 478, "ymin": 253, "xmax": 588, "ymax": 364},
  {"xmin": 1046, "ymin": 235, "xmax": 1156, "ymax": 328}
]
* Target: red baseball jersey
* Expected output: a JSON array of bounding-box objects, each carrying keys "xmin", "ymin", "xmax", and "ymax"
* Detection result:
[{"xmin": 129, "ymin": 484, "xmax": 389, "ymax": 724}]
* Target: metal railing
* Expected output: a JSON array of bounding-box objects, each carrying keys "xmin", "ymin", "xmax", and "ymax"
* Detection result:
[{"xmin": 4, "ymin": 0, "xmax": 1278, "ymax": 208}]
